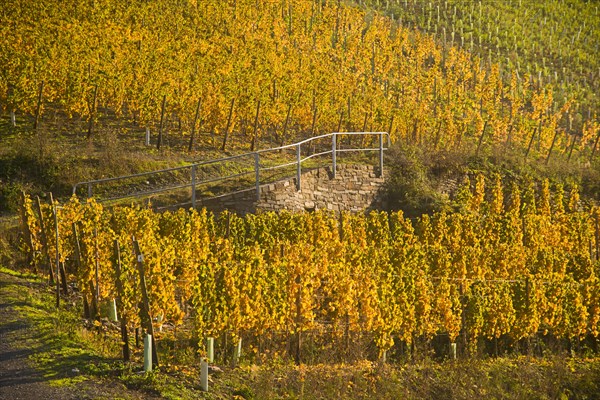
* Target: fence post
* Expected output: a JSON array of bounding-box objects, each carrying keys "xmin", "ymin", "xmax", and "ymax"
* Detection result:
[
  {"xmin": 296, "ymin": 144, "xmax": 301, "ymax": 191},
  {"xmin": 379, "ymin": 133, "xmax": 384, "ymax": 178},
  {"xmin": 254, "ymin": 153, "xmax": 260, "ymax": 201},
  {"xmin": 87, "ymin": 183, "xmax": 92, "ymax": 199},
  {"xmin": 191, "ymin": 164, "xmax": 197, "ymax": 209},
  {"xmin": 332, "ymin": 133, "xmax": 337, "ymax": 178}
]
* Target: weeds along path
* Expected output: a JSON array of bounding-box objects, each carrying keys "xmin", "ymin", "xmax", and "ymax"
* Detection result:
[{"xmin": 0, "ymin": 271, "xmax": 158, "ymax": 400}]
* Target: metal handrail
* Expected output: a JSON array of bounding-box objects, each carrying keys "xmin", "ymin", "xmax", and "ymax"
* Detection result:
[{"xmin": 72, "ymin": 132, "xmax": 391, "ymax": 206}]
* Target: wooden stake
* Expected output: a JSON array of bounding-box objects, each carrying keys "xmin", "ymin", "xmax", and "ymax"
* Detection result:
[
  {"xmin": 525, "ymin": 121, "xmax": 541, "ymax": 160},
  {"xmin": 505, "ymin": 121, "xmax": 514, "ymax": 147},
  {"xmin": 567, "ymin": 133, "xmax": 577, "ymax": 162},
  {"xmin": 132, "ymin": 236, "xmax": 159, "ymax": 367},
  {"xmin": 19, "ymin": 191, "xmax": 35, "ymax": 268},
  {"xmin": 34, "ymin": 81, "xmax": 44, "ymax": 131},
  {"xmin": 49, "ymin": 193, "xmax": 61, "ymax": 307},
  {"xmin": 545, "ymin": 129, "xmax": 561, "ymax": 165},
  {"xmin": 221, "ymin": 98, "xmax": 236, "ymax": 151},
  {"xmin": 590, "ymin": 129, "xmax": 600, "ymax": 161},
  {"xmin": 72, "ymin": 223, "xmax": 89, "ymax": 318},
  {"xmin": 310, "ymin": 106, "xmax": 318, "ymax": 137},
  {"xmin": 387, "ymin": 115, "xmax": 394, "ymax": 137},
  {"xmin": 188, "ymin": 97, "xmax": 202, "ymax": 152},
  {"xmin": 59, "ymin": 262, "xmax": 68, "ymax": 295},
  {"xmin": 476, "ymin": 119, "xmax": 489, "ymax": 155},
  {"xmin": 86, "ymin": 85, "xmax": 98, "ymax": 139},
  {"xmin": 250, "ymin": 100, "xmax": 261, "ymax": 151},
  {"xmin": 280, "ymin": 103, "xmax": 292, "ymax": 147},
  {"xmin": 433, "ymin": 120, "xmax": 443, "ymax": 150},
  {"xmin": 113, "ymin": 240, "xmax": 130, "ymax": 361},
  {"xmin": 346, "ymin": 96, "xmax": 352, "ymax": 132},
  {"xmin": 595, "ymin": 212, "xmax": 599, "ymax": 261},
  {"xmin": 35, "ymin": 196, "xmax": 54, "ymax": 285},
  {"xmin": 157, "ymin": 94, "xmax": 166, "ymax": 150},
  {"xmin": 93, "ymin": 226, "xmax": 100, "ymax": 309},
  {"xmin": 295, "ymin": 273, "xmax": 302, "ymax": 365}
]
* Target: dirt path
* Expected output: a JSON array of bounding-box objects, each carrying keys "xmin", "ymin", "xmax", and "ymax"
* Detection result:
[
  {"xmin": 0, "ymin": 271, "xmax": 159, "ymax": 400},
  {"xmin": 0, "ymin": 273, "xmax": 82, "ymax": 399}
]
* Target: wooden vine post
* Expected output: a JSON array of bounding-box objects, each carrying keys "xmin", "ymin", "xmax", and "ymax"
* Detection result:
[
  {"xmin": 49, "ymin": 193, "xmax": 61, "ymax": 307},
  {"xmin": 132, "ymin": 236, "xmax": 158, "ymax": 367},
  {"xmin": 188, "ymin": 97, "xmax": 202, "ymax": 152},
  {"xmin": 72, "ymin": 222, "xmax": 94, "ymax": 318},
  {"xmin": 221, "ymin": 98, "xmax": 236, "ymax": 151},
  {"xmin": 476, "ymin": 119, "xmax": 489, "ymax": 155},
  {"xmin": 19, "ymin": 191, "xmax": 35, "ymax": 269},
  {"xmin": 87, "ymin": 85, "xmax": 98, "ymax": 139},
  {"xmin": 545, "ymin": 128, "xmax": 561, "ymax": 165},
  {"xmin": 590, "ymin": 129, "xmax": 600, "ymax": 161},
  {"xmin": 567, "ymin": 133, "xmax": 578, "ymax": 162},
  {"xmin": 250, "ymin": 100, "xmax": 261, "ymax": 151},
  {"xmin": 280, "ymin": 103, "xmax": 292, "ymax": 147},
  {"xmin": 35, "ymin": 196, "xmax": 54, "ymax": 285},
  {"xmin": 310, "ymin": 106, "xmax": 318, "ymax": 138},
  {"xmin": 113, "ymin": 239, "xmax": 130, "ymax": 361},
  {"xmin": 595, "ymin": 210, "xmax": 600, "ymax": 262},
  {"xmin": 49, "ymin": 194, "xmax": 68, "ymax": 296},
  {"xmin": 93, "ymin": 226, "xmax": 100, "ymax": 310},
  {"xmin": 157, "ymin": 94, "xmax": 167, "ymax": 150},
  {"xmin": 387, "ymin": 115, "xmax": 394, "ymax": 138},
  {"xmin": 294, "ymin": 271, "xmax": 302, "ymax": 365},
  {"xmin": 525, "ymin": 119, "xmax": 542, "ymax": 160},
  {"xmin": 339, "ymin": 213, "xmax": 351, "ymax": 355},
  {"xmin": 34, "ymin": 81, "xmax": 44, "ymax": 131}
]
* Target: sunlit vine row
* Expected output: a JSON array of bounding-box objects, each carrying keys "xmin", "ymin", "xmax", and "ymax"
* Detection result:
[{"xmin": 20, "ymin": 179, "xmax": 600, "ymax": 358}]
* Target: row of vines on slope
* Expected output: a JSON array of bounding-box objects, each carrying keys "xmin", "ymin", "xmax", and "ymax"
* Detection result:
[
  {"xmin": 366, "ymin": 0, "xmax": 600, "ymax": 119},
  {"xmin": 19, "ymin": 177, "xmax": 600, "ymax": 362},
  {"xmin": 2, "ymin": 0, "xmax": 599, "ymax": 159}
]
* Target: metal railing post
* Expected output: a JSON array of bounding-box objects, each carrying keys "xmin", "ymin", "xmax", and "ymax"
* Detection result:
[
  {"xmin": 332, "ymin": 133, "xmax": 337, "ymax": 178},
  {"xmin": 191, "ymin": 164, "xmax": 197, "ymax": 208},
  {"xmin": 296, "ymin": 144, "xmax": 301, "ymax": 191},
  {"xmin": 379, "ymin": 133, "xmax": 384, "ymax": 178},
  {"xmin": 87, "ymin": 183, "xmax": 92, "ymax": 199},
  {"xmin": 254, "ymin": 153, "xmax": 260, "ymax": 201}
]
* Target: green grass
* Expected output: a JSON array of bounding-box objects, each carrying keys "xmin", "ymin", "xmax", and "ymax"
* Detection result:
[
  {"xmin": 0, "ymin": 266, "xmax": 206, "ymax": 398},
  {"xmin": 0, "ymin": 265, "xmax": 41, "ymax": 280}
]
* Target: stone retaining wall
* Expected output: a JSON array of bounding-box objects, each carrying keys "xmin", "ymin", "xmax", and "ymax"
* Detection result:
[{"xmin": 199, "ymin": 164, "xmax": 386, "ymax": 214}]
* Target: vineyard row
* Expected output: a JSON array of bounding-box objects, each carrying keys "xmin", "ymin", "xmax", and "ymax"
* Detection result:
[{"xmin": 19, "ymin": 175, "xmax": 600, "ymax": 363}]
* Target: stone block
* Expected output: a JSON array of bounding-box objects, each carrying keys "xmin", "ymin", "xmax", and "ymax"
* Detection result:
[{"xmin": 304, "ymin": 201, "xmax": 315, "ymax": 209}]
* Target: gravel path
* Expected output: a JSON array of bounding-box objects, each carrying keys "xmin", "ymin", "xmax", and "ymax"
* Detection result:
[{"xmin": 0, "ymin": 272, "xmax": 160, "ymax": 400}]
